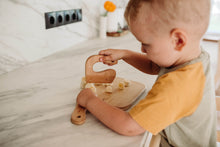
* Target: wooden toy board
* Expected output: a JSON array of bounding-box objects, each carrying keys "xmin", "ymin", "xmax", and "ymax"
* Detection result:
[
  {"xmin": 95, "ymin": 77, "xmax": 145, "ymax": 110},
  {"xmin": 71, "ymin": 77, "xmax": 145, "ymax": 125}
]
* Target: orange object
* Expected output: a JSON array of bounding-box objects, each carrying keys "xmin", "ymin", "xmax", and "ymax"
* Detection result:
[
  {"xmin": 129, "ymin": 62, "xmax": 206, "ymax": 135},
  {"xmin": 104, "ymin": 1, "xmax": 116, "ymax": 12}
]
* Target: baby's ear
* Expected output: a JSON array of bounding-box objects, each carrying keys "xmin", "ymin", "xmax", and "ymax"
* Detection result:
[{"xmin": 170, "ymin": 28, "xmax": 187, "ymax": 51}]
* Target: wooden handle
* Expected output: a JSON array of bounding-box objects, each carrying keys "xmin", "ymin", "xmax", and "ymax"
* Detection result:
[
  {"xmin": 71, "ymin": 104, "xmax": 87, "ymax": 125},
  {"xmin": 85, "ymin": 55, "xmax": 116, "ymax": 83}
]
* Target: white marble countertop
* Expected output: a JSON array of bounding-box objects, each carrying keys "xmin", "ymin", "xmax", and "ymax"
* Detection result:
[{"xmin": 0, "ymin": 33, "xmax": 158, "ymax": 147}]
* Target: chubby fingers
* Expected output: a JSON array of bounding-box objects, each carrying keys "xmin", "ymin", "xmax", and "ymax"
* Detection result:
[
  {"xmin": 99, "ymin": 49, "xmax": 118, "ymax": 65},
  {"xmin": 99, "ymin": 55, "xmax": 118, "ymax": 66},
  {"xmin": 105, "ymin": 60, "xmax": 118, "ymax": 66},
  {"xmin": 99, "ymin": 49, "xmax": 113, "ymax": 56}
]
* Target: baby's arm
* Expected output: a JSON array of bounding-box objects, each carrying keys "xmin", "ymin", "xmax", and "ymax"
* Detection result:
[
  {"xmin": 77, "ymin": 88, "xmax": 145, "ymax": 136},
  {"xmin": 99, "ymin": 49, "xmax": 160, "ymax": 75}
]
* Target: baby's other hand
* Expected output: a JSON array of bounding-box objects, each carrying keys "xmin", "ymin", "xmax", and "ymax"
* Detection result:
[
  {"xmin": 99, "ymin": 49, "xmax": 125, "ymax": 66},
  {"xmin": 76, "ymin": 88, "xmax": 96, "ymax": 108}
]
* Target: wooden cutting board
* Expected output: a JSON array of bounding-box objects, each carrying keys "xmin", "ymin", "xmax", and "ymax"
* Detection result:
[
  {"xmin": 71, "ymin": 77, "xmax": 145, "ymax": 125},
  {"xmin": 96, "ymin": 77, "xmax": 145, "ymax": 110}
]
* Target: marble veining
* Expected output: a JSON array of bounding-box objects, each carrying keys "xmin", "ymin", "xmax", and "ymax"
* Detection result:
[
  {"xmin": 0, "ymin": 0, "xmax": 129, "ymax": 75},
  {"xmin": 0, "ymin": 31, "xmax": 219, "ymax": 147},
  {"xmin": 0, "ymin": 33, "xmax": 158, "ymax": 147},
  {"xmin": 0, "ymin": 54, "xmax": 27, "ymax": 75}
]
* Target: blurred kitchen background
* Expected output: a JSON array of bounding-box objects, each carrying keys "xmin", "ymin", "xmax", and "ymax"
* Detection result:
[
  {"xmin": 0, "ymin": 0, "xmax": 219, "ymax": 76},
  {"xmin": 0, "ymin": 0, "xmax": 129, "ymax": 75}
]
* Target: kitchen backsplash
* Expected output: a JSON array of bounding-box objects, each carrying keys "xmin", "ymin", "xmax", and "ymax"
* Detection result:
[{"xmin": 0, "ymin": 0, "xmax": 128, "ymax": 75}]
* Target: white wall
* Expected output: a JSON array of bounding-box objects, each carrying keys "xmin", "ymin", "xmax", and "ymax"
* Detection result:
[{"xmin": 0, "ymin": 0, "xmax": 128, "ymax": 75}]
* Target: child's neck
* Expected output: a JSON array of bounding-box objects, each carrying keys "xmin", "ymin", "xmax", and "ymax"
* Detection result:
[{"xmin": 172, "ymin": 43, "xmax": 201, "ymax": 68}]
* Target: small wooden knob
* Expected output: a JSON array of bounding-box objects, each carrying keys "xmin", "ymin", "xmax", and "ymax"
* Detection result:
[{"xmin": 85, "ymin": 55, "xmax": 116, "ymax": 83}]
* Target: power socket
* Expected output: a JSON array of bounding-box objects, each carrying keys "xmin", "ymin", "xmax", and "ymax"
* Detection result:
[
  {"xmin": 64, "ymin": 10, "xmax": 71, "ymax": 24},
  {"xmin": 45, "ymin": 12, "xmax": 56, "ymax": 29},
  {"xmin": 45, "ymin": 9, "xmax": 82, "ymax": 29},
  {"xmin": 70, "ymin": 10, "xmax": 77, "ymax": 23},
  {"xmin": 56, "ymin": 11, "xmax": 64, "ymax": 26},
  {"xmin": 76, "ymin": 9, "xmax": 82, "ymax": 21}
]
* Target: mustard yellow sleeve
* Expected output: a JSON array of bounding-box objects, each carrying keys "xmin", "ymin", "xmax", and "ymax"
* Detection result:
[{"xmin": 129, "ymin": 62, "xmax": 206, "ymax": 135}]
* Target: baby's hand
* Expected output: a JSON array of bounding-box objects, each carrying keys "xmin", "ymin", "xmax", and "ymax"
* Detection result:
[
  {"xmin": 99, "ymin": 49, "xmax": 125, "ymax": 66},
  {"xmin": 76, "ymin": 88, "xmax": 96, "ymax": 108}
]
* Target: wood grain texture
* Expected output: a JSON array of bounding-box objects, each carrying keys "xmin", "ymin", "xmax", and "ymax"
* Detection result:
[
  {"xmin": 71, "ymin": 104, "xmax": 87, "ymax": 125},
  {"xmin": 96, "ymin": 77, "xmax": 145, "ymax": 110},
  {"xmin": 85, "ymin": 55, "xmax": 116, "ymax": 83},
  {"xmin": 71, "ymin": 77, "xmax": 145, "ymax": 125},
  {"xmin": 107, "ymin": 30, "xmax": 129, "ymax": 37}
]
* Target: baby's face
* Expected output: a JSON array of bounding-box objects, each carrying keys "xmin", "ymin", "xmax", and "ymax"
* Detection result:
[{"xmin": 129, "ymin": 3, "xmax": 180, "ymax": 67}]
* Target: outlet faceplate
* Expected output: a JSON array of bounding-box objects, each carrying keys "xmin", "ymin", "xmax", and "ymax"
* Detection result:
[
  {"xmin": 70, "ymin": 10, "xmax": 77, "ymax": 23},
  {"xmin": 45, "ymin": 9, "xmax": 82, "ymax": 29},
  {"xmin": 76, "ymin": 9, "xmax": 82, "ymax": 21},
  {"xmin": 64, "ymin": 10, "xmax": 71, "ymax": 24},
  {"xmin": 56, "ymin": 11, "xmax": 64, "ymax": 26},
  {"xmin": 45, "ymin": 12, "xmax": 56, "ymax": 29}
]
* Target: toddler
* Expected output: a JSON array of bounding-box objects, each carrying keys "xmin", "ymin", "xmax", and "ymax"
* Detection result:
[{"xmin": 77, "ymin": 0, "xmax": 216, "ymax": 146}]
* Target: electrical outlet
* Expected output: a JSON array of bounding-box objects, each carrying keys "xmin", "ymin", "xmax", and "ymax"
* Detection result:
[
  {"xmin": 70, "ymin": 9, "xmax": 77, "ymax": 23},
  {"xmin": 64, "ymin": 10, "xmax": 71, "ymax": 24},
  {"xmin": 45, "ymin": 12, "xmax": 56, "ymax": 29},
  {"xmin": 45, "ymin": 9, "xmax": 82, "ymax": 29},
  {"xmin": 56, "ymin": 11, "xmax": 64, "ymax": 26},
  {"xmin": 76, "ymin": 9, "xmax": 82, "ymax": 21}
]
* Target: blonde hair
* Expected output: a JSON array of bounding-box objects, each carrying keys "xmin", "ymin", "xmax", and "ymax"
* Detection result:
[{"xmin": 124, "ymin": 0, "xmax": 211, "ymax": 39}]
